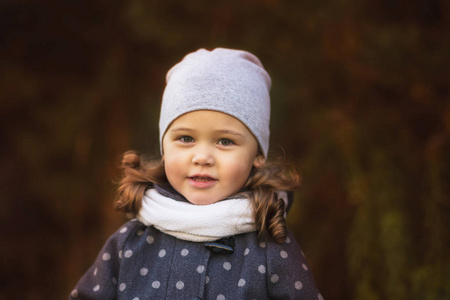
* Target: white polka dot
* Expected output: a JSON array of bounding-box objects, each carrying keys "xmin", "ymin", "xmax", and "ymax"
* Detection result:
[
  {"xmin": 118, "ymin": 250, "xmax": 123, "ymax": 259},
  {"xmin": 318, "ymin": 294, "xmax": 324, "ymax": 300},
  {"xmin": 271, "ymin": 274, "xmax": 279, "ymax": 283},
  {"xmin": 197, "ymin": 265, "xmax": 205, "ymax": 273},
  {"xmin": 133, "ymin": 298, "xmax": 140, "ymax": 300},
  {"xmin": 112, "ymin": 277, "xmax": 118, "ymax": 285},
  {"xmin": 217, "ymin": 295, "xmax": 225, "ymax": 300},
  {"xmin": 152, "ymin": 281, "xmax": 160, "ymax": 289},
  {"xmin": 120, "ymin": 227, "xmax": 128, "ymax": 233},
  {"xmin": 302, "ymin": 263, "xmax": 309, "ymax": 271},
  {"xmin": 176, "ymin": 281, "xmax": 184, "ymax": 290},
  {"xmin": 181, "ymin": 248, "xmax": 189, "ymax": 256},
  {"xmin": 259, "ymin": 242, "xmax": 266, "ymax": 248},
  {"xmin": 280, "ymin": 250, "xmax": 288, "ymax": 258},
  {"xmin": 140, "ymin": 267, "xmax": 148, "ymax": 276},
  {"xmin": 205, "ymin": 276, "xmax": 210, "ymax": 284},
  {"xmin": 223, "ymin": 262, "xmax": 231, "ymax": 270},
  {"xmin": 93, "ymin": 285, "xmax": 100, "ymax": 292},
  {"xmin": 93, "ymin": 267, "xmax": 97, "ymax": 276},
  {"xmin": 71, "ymin": 289, "xmax": 78, "ymax": 297},
  {"xmin": 146, "ymin": 235, "xmax": 155, "ymax": 244},
  {"xmin": 285, "ymin": 237, "xmax": 291, "ymax": 243},
  {"xmin": 124, "ymin": 250, "xmax": 133, "ymax": 258},
  {"xmin": 159, "ymin": 249, "xmax": 166, "ymax": 257},
  {"xmin": 295, "ymin": 281, "xmax": 303, "ymax": 290},
  {"xmin": 119, "ymin": 283, "xmax": 126, "ymax": 291},
  {"xmin": 238, "ymin": 279, "xmax": 246, "ymax": 287},
  {"xmin": 137, "ymin": 229, "xmax": 144, "ymax": 236},
  {"xmin": 244, "ymin": 248, "xmax": 250, "ymax": 256},
  {"xmin": 102, "ymin": 252, "xmax": 111, "ymax": 261},
  {"xmin": 258, "ymin": 265, "xmax": 266, "ymax": 274}
]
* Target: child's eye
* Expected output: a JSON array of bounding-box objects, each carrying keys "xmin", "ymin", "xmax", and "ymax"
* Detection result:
[
  {"xmin": 178, "ymin": 136, "xmax": 195, "ymax": 143},
  {"xmin": 218, "ymin": 138, "xmax": 234, "ymax": 146}
]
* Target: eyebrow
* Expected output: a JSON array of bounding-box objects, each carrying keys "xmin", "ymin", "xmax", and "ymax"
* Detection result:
[
  {"xmin": 168, "ymin": 127, "xmax": 194, "ymax": 132},
  {"xmin": 216, "ymin": 130, "xmax": 244, "ymax": 137},
  {"xmin": 169, "ymin": 127, "xmax": 244, "ymax": 137}
]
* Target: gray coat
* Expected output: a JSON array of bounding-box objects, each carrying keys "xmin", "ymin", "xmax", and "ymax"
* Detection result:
[{"xmin": 69, "ymin": 218, "xmax": 322, "ymax": 300}]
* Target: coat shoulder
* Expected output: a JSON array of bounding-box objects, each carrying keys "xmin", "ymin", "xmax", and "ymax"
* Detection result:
[{"xmin": 265, "ymin": 230, "xmax": 323, "ymax": 299}]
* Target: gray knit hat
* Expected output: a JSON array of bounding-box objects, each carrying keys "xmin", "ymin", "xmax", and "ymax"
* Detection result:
[{"xmin": 159, "ymin": 48, "xmax": 271, "ymax": 158}]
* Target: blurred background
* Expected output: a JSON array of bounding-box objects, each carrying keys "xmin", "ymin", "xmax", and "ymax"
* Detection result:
[{"xmin": 1, "ymin": 0, "xmax": 449, "ymax": 299}]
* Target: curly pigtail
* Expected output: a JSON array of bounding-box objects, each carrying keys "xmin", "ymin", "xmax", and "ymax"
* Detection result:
[
  {"xmin": 115, "ymin": 151, "xmax": 167, "ymax": 214},
  {"xmin": 244, "ymin": 162, "xmax": 301, "ymax": 243}
]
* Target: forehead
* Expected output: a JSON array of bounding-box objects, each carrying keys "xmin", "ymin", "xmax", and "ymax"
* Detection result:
[{"xmin": 167, "ymin": 110, "xmax": 250, "ymax": 133}]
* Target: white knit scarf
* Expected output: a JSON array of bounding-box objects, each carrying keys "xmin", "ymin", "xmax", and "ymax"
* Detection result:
[{"xmin": 137, "ymin": 189, "xmax": 257, "ymax": 242}]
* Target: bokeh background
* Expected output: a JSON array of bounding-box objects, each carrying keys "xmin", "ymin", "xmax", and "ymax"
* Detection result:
[{"xmin": 1, "ymin": 0, "xmax": 449, "ymax": 299}]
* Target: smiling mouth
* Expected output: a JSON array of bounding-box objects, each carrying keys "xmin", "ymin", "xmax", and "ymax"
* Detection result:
[{"xmin": 190, "ymin": 176, "xmax": 216, "ymax": 182}]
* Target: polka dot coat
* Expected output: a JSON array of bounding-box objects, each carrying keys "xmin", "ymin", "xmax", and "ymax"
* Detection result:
[{"xmin": 69, "ymin": 219, "xmax": 323, "ymax": 299}]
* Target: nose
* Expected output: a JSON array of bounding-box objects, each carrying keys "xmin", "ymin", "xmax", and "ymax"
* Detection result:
[{"xmin": 192, "ymin": 146, "xmax": 215, "ymax": 166}]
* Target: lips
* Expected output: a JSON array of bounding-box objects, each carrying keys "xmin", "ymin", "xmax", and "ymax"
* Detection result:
[
  {"xmin": 190, "ymin": 176, "xmax": 216, "ymax": 182},
  {"xmin": 187, "ymin": 175, "xmax": 217, "ymax": 188}
]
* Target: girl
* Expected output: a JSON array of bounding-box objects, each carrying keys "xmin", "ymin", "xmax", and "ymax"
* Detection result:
[{"xmin": 69, "ymin": 48, "xmax": 323, "ymax": 299}]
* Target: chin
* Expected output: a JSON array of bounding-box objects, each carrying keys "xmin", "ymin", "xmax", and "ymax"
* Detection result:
[
  {"xmin": 185, "ymin": 195, "xmax": 220, "ymax": 205},
  {"xmin": 187, "ymin": 199, "xmax": 217, "ymax": 205}
]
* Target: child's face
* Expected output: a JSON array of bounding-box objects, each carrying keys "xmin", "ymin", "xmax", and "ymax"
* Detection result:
[{"xmin": 162, "ymin": 110, "xmax": 265, "ymax": 205}]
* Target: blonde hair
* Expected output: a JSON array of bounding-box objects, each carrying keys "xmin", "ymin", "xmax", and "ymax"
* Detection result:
[{"xmin": 116, "ymin": 150, "xmax": 301, "ymax": 243}]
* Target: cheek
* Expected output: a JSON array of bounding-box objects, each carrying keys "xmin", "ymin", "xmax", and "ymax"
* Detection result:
[
  {"xmin": 225, "ymin": 163, "xmax": 253, "ymax": 194},
  {"xmin": 163, "ymin": 154, "xmax": 183, "ymax": 180},
  {"xmin": 223, "ymin": 156, "xmax": 254, "ymax": 180}
]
